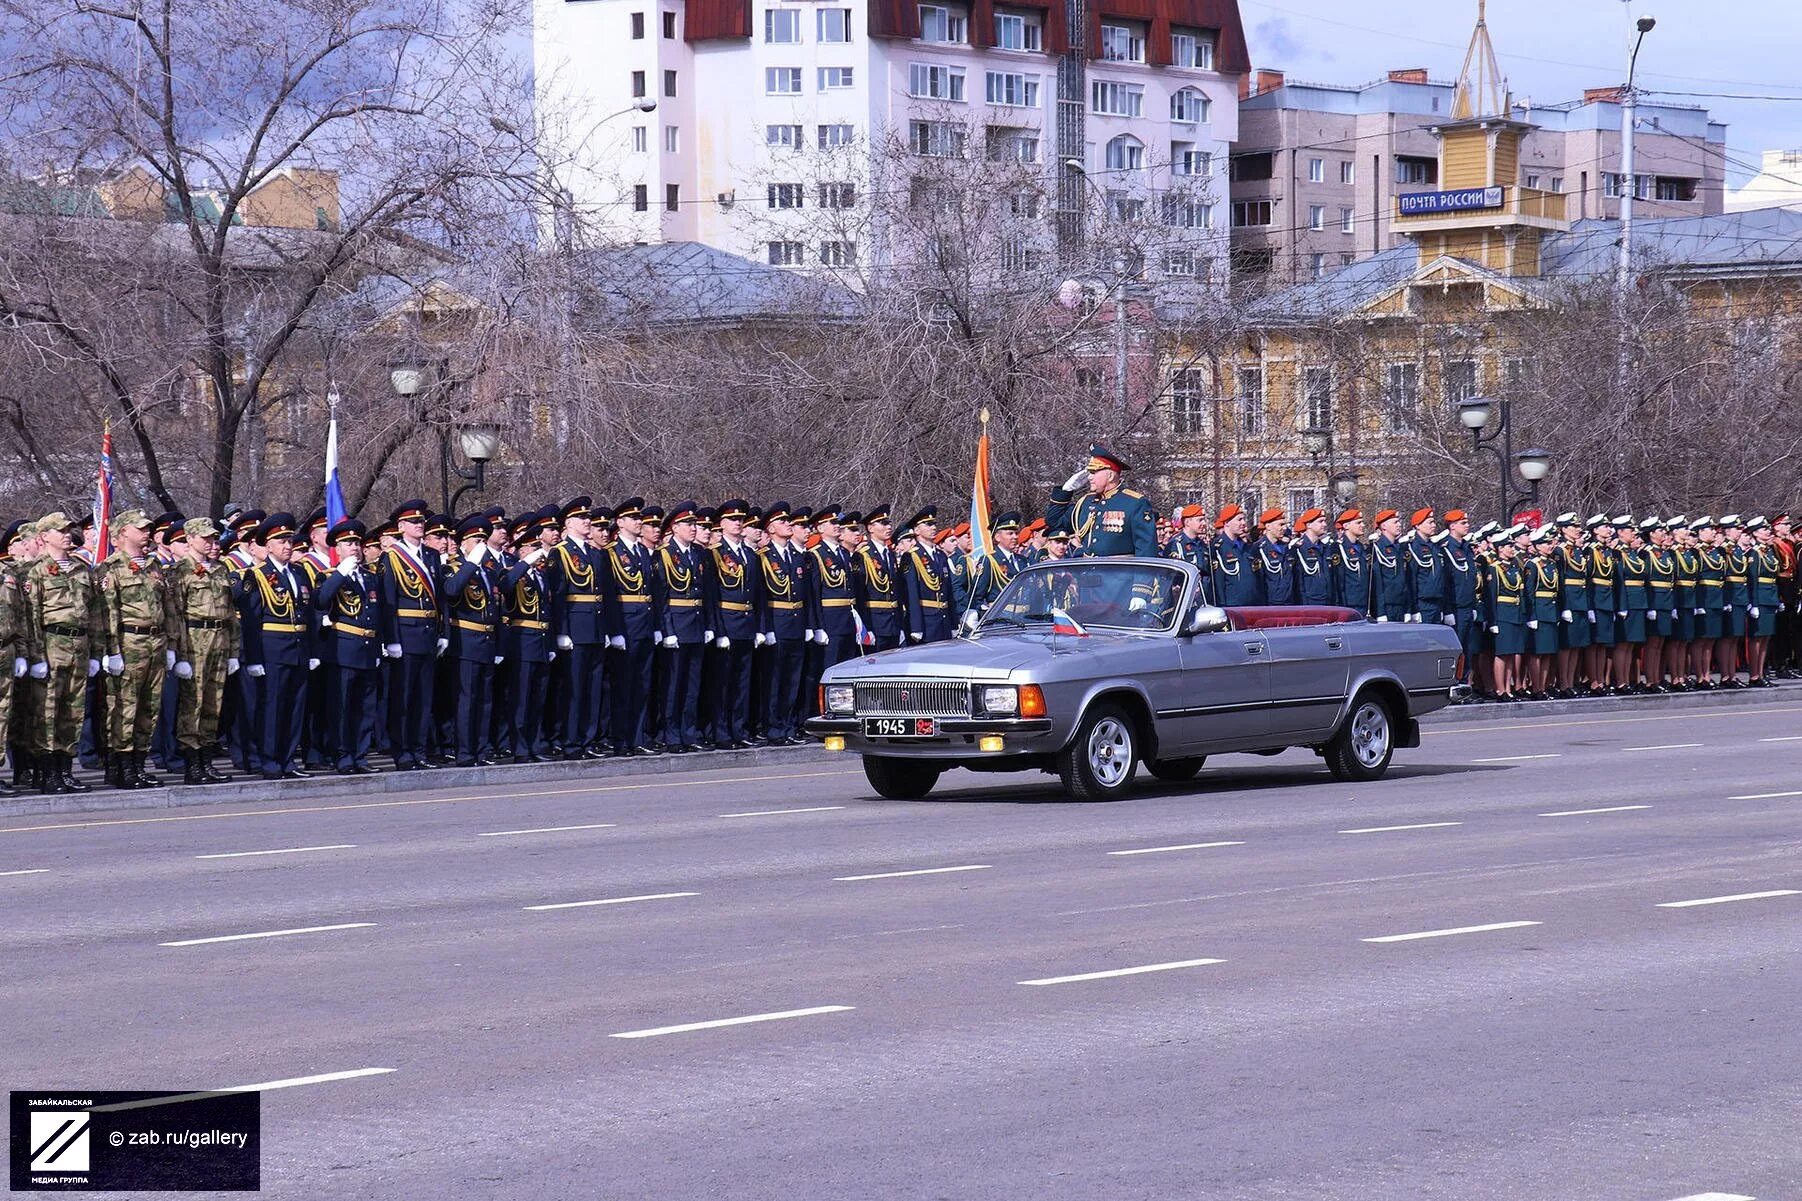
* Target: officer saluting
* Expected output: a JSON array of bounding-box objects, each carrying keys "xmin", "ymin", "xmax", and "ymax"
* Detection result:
[{"xmin": 1046, "ymin": 444, "xmax": 1158, "ymax": 557}]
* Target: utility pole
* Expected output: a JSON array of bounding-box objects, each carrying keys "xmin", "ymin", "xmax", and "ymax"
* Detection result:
[{"xmin": 1617, "ymin": 9, "xmax": 1656, "ymax": 288}]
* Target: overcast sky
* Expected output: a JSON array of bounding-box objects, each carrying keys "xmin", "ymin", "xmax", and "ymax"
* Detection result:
[{"xmin": 1238, "ymin": 0, "xmax": 1801, "ymax": 185}]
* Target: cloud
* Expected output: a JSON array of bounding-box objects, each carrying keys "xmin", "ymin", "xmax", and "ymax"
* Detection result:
[{"xmin": 1252, "ymin": 16, "xmax": 1318, "ymax": 65}]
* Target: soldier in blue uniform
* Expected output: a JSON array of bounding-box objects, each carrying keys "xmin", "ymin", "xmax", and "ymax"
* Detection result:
[
  {"xmin": 854, "ymin": 504, "xmax": 906, "ymax": 650},
  {"xmin": 757, "ymin": 502, "xmax": 810, "ymax": 744},
  {"xmin": 1526, "ymin": 526, "xmax": 1563, "ymax": 697},
  {"xmin": 901, "ymin": 507, "xmax": 958, "ymax": 642},
  {"xmin": 1292, "ymin": 508, "xmax": 1335, "ymax": 607},
  {"xmin": 1210, "ymin": 505, "xmax": 1263, "ymax": 606},
  {"xmin": 965, "ymin": 512, "xmax": 1028, "ymax": 612},
  {"xmin": 1253, "ymin": 508, "xmax": 1296, "ymax": 604},
  {"xmin": 603, "ymin": 498, "xmax": 661, "ymax": 756},
  {"xmin": 1406, "ymin": 509, "xmax": 1447, "ymax": 624},
  {"xmin": 1691, "ymin": 517, "xmax": 1726, "ymax": 688},
  {"xmin": 1162, "ymin": 504, "xmax": 1214, "ymax": 605},
  {"xmin": 709, "ymin": 500, "xmax": 762, "ymax": 749},
  {"xmin": 1332, "ymin": 509, "xmax": 1370, "ymax": 616},
  {"xmin": 1551, "ymin": 513, "xmax": 1592, "ymax": 694},
  {"xmin": 312, "ymin": 519, "xmax": 383, "ymax": 774},
  {"xmin": 546, "ymin": 497, "xmax": 608, "ymax": 759},
  {"xmin": 1748, "ymin": 516, "xmax": 1783, "ymax": 685},
  {"xmin": 500, "ymin": 510, "xmax": 557, "ymax": 760},
  {"xmin": 239, "ymin": 513, "xmax": 316, "ymax": 780},
  {"xmin": 655, "ymin": 502, "xmax": 710, "ymax": 753},
  {"xmin": 377, "ymin": 500, "xmax": 443, "ymax": 770},
  {"xmin": 808, "ymin": 505, "xmax": 861, "ymax": 670},
  {"xmin": 1046, "ymin": 443, "xmax": 1159, "ymax": 557},
  {"xmin": 1585, "ymin": 515, "xmax": 1622, "ymax": 694},
  {"xmin": 1367, "ymin": 509, "xmax": 1413, "ymax": 623},
  {"xmin": 1441, "ymin": 510, "xmax": 1482, "ymax": 686},
  {"xmin": 443, "ymin": 514, "xmax": 504, "ymax": 766}
]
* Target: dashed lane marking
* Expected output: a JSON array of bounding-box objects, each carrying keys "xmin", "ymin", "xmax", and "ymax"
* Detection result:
[
  {"xmin": 194, "ymin": 844, "xmax": 356, "ymax": 859},
  {"xmin": 1019, "ymin": 958, "xmax": 1224, "ymax": 986},
  {"xmin": 1363, "ymin": 920, "xmax": 1541, "ymax": 944},
  {"xmin": 834, "ymin": 864, "xmax": 991, "ymax": 882},
  {"xmin": 1106, "ymin": 841, "xmax": 1245, "ymax": 856},
  {"xmin": 1623, "ymin": 743, "xmax": 1702, "ymax": 751},
  {"xmin": 1472, "ymin": 753, "xmax": 1562, "ymax": 763},
  {"xmin": 476, "ymin": 823, "xmax": 615, "ymax": 837},
  {"xmin": 92, "ymin": 1069, "xmax": 397, "ymax": 1113},
  {"xmin": 525, "ymin": 892, "xmax": 698, "ymax": 911},
  {"xmin": 718, "ymin": 806, "xmax": 845, "ymax": 818},
  {"xmin": 1657, "ymin": 890, "xmax": 1799, "ymax": 909},
  {"xmin": 1539, "ymin": 805, "xmax": 1651, "ymax": 817},
  {"xmin": 0, "ymin": 868, "xmax": 50, "ymax": 877},
  {"xmin": 1338, "ymin": 822, "xmax": 1462, "ymax": 834},
  {"xmin": 1727, "ymin": 790, "xmax": 1802, "ymax": 801},
  {"xmin": 611, "ymin": 1005, "xmax": 854, "ymax": 1039},
  {"xmin": 160, "ymin": 922, "xmax": 376, "ymax": 947}
]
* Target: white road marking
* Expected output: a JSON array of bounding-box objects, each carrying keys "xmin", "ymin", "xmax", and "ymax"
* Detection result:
[
  {"xmin": 1624, "ymin": 743, "xmax": 1701, "ymax": 751},
  {"xmin": 1728, "ymin": 790, "xmax": 1802, "ymax": 801},
  {"xmin": 1539, "ymin": 805, "xmax": 1652, "ymax": 817},
  {"xmin": 719, "ymin": 806, "xmax": 845, "ymax": 818},
  {"xmin": 0, "ymin": 868, "xmax": 49, "ymax": 877},
  {"xmin": 1472, "ymin": 753, "xmax": 1562, "ymax": 763},
  {"xmin": 1338, "ymin": 822, "xmax": 1462, "ymax": 835},
  {"xmin": 1363, "ymin": 920, "xmax": 1541, "ymax": 944},
  {"xmin": 1665, "ymin": 1193, "xmax": 1755, "ymax": 1200},
  {"xmin": 1019, "ymin": 958, "xmax": 1224, "ymax": 986},
  {"xmin": 611, "ymin": 1005, "xmax": 854, "ymax": 1039},
  {"xmin": 91, "ymin": 1068, "xmax": 397, "ymax": 1113},
  {"xmin": 1758, "ymin": 735, "xmax": 1802, "ymax": 743},
  {"xmin": 194, "ymin": 844, "xmax": 356, "ymax": 860},
  {"xmin": 525, "ymin": 892, "xmax": 698, "ymax": 911},
  {"xmin": 476, "ymin": 823, "xmax": 616, "ymax": 837},
  {"xmin": 1106, "ymin": 841, "xmax": 1245, "ymax": 857},
  {"xmin": 160, "ymin": 922, "xmax": 376, "ymax": 947},
  {"xmin": 1657, "ymin": 890, "xmax": 1800, "ymax": 909},
  {"xmin": 833, "ymin": 864, "xmax": 991, "ymax": 881}
]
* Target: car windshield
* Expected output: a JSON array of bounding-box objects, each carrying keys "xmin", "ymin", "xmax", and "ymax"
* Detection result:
[{"xmin": 978, "ymin": 560, "xmax": 1186, "ymax": 633}]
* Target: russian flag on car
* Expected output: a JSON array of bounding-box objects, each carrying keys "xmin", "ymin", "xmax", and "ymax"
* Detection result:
[
  {"xmin": 1049, "ymin": 608, "xmax": 1088, "ymax": 637},
  {"xmin": 853, "ymin": 608, "xmax": 876, "ymax": 647}
]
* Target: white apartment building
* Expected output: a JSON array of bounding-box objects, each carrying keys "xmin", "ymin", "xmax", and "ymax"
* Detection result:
[{"xmin": 534, "ymin": 0, "xmax": 1247, "ymax": 281}]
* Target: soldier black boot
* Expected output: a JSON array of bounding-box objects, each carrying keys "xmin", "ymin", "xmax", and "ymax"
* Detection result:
[
  {"xmin": 61, "ymin": 753, "xmax": 92, "ymax": 793},
  {"xmin": 134, "ymin": 754, "xmax": 163, "ymax": 788},
  {"xmin": 184, "ymin": 753, "xmax": 205, "ymax": 785},
  {"xmin": 201, "ymin": 751, "xmax": 231, "ymax": 784},
  {"xmin": 36, "ymin": 755, "xmax": 63, "ymax": 795},
  {"xmin": 105, "ymin": 753, "xmax": 128, "ymax": 789},
  {"xmin": 0, "ymin": 758, "xmax": 15, "ymax": 798}
]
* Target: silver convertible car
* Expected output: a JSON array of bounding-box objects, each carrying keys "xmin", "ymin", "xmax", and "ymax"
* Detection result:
[{"xmin": 806, "ymin": 557, "xmax": 1467, "ymax": 800}]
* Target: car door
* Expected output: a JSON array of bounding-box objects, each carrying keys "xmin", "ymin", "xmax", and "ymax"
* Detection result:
[
  {"xmin": 1169, "ymin": 628, "xmax": 1272, "ymax": 753},
  {"xmin": 1261, "ymin": 624, "xmax": 1350, "ymax": 738}
]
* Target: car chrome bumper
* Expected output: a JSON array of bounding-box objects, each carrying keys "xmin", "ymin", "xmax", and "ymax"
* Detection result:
[{"xmin": 805, "ymin": 716, "xmax": 1056, "ymax": 756}]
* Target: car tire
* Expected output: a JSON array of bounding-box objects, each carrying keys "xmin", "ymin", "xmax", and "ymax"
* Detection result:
[
  {"xmin": 1146, "ymin": 756, "xmax": 1207, "ymax": 782},
  {"xmin": 1058, "ymin": 702, "xmax": 1140, "ymax": 801},
  {"xmin": 862, "ymin": 755, "xmax": 941, "ymax": 799},
  {"xmin": 1325, "ymin": 693, "xmax": 1395, "ymax": 782}
]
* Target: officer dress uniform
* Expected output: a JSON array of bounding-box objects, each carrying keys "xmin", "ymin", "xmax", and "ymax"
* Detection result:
[
  {"xmin": 500, "ymin": 528, "xmax": 557, "ymax": 760},
  {"xmin": 313, "ymin": 520, "xmax": 384, "ymax": 773},
  {"xmin": 757, "ymin": 514, "xmax": 810, "ymax": 743},
  {"xmin": 853, "ymin": 508, "xmax": 906, "ymax": 651},
  {"xmin": 900, "ymin": 509, "xmax": 958, "ymax": 643},
  {"xmin": 1045, "ymin": 444, "xmax": 1159, "ymax": 558},
  {"xmin": 1555, "ymin": 532, "xmax": 1592, "ymax": 651},
  {"xmin": 1332, "ymin": 522, "xmax": 1370, "ymax": 617},
  {"xmin": 1617, "ymin": 540, "xmax": 1652, "ymax": 648},
  {"xmin": 1485, "ymin": 550, "xmax": 1530, "ymax": 658},
  {"xmin": 1529, "ymin": 549, "xmax": 1562, "ymax": 656},
  {"xmin": 1752, "ymin": 536, "xmax": 1783, "ymax": 641},
  {"xmin": 240, "ymin": 515, "xmax": 316, "ymax": 780},
  {"xmin": 655, "ymin": 507, "xmax": 711, "ymax": 752},
  {"xmin": 1672, "ymin": 537, "xmax": 1700, "ymax": 645},
  {"xmin": 1442, "ymin": 532, "xmax": 1482, "ymax": 675},
  {"xmin": 1367, "ymin": 520, "xmax": 1413, "ymax": 623},
  {"xmin": 22, "ymin": 515, "xmax": 102, "ymax": 793},
  {"xmin": 1726, "ymin": 537, "xmax": 1752, "ymax": 642},
  {"xmin": 603, "ymin": 501, "xmax": 662, "ymax": 756},
  {"xmin": 545, "ymin": 499, "xmax": 607, "ymax": 758},
  {"xmin": 709, "ymin": 507, "xmax": 763, "ymax": 749},
  {"xmin": 440, "ymin": 521, "xmax": 504, "ymax": 767},
  {"xmin": 378, "ymin": 503, "xmax": 443, "ymax": 770},
  {"xmin": 1405, "ymin": 527, "xmax": 1445, "ymax": 623},
  {"xmin": 965, "ymin": 514, "xmax": 1027, "ymax": 613},
  {"xmin": 1696, "ymin": 537, "xmax": 1728, "ymax": 642},
  {"xmin": 1210, "ymin": 509, "xmax": 1263, "ymax": 607},
  {"xmin": 808, "ymin": 516, "xmax": 861, "ymax": 670},
  {"xmin": 1589, "ymin": 534, "xmax": 1621, "ymax": 651},
  {"xmin": 1255, "ymin": 531, "xmax": 1297, "ymax": 605},
  {"xmin": 1647, "ymin": 539, "xmax": 1678, "ymax": 640}
]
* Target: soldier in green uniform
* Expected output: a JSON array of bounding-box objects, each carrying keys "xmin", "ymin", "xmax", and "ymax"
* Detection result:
[
  {"xmin": 1046, "ymin": 443, "xmax": 1158, "ymax": 557},
  {"xmin": 98, "ymin": 510, "xmax": 180, "ymax": 789},
  {"xmin": 5, "ymin": 520, "xmax": 40, "ymax": 791},
  {"xmin": 170, "ymin": 517, "xmax": 240, "ymax": 783},
  {"xmin": 0, "ymin": 523, "xmax": 23, "ymax": 797},
  {"xmin": 22, "ymin": 512, "xmax": 102, "ymax": 794}
]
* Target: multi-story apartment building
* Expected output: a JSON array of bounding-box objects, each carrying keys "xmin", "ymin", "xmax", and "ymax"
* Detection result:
[
  {"xmin": 1227, "ymin": 67, "xmax": 1726, "ymax": 286},
  {"xmin": 535, "ymin": 0, "xmax": 1247, "ymax": 279}
]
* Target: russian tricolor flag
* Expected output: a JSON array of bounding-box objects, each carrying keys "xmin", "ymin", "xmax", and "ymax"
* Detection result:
[{"xmin": 324, "ymin": 392, "xmax": 347, "ymax": 563}]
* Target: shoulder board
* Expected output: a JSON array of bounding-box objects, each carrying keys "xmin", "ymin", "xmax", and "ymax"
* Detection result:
[{"xmin": 1121, "ymin": 488, "xmax": 1144, "ymax": 499}]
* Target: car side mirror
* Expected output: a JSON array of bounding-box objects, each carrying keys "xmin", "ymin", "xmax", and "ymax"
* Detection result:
[{"xmin": 1182, "ymin": 604, "xmax": 1229, "ymax": 636}]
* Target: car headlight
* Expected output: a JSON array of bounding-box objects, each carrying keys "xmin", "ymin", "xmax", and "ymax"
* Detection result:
[
  {"xmin": 980, "ymin": 685, "xmax": 1018, "ymax": 715},
  {"xmin": 825, "ymin": 685, "xmax": 856, "ymax": 715}
]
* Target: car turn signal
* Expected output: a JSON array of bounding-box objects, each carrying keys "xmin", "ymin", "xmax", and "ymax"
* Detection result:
[{"xmin": 1018, "ymin": 684, "xmax": 1047, "ymax": 718}]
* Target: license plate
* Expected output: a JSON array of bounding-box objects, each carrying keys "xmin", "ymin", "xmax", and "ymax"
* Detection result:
[{"xmin": 864, "ymin": 717, "xmax": 938, "ymax": 738}]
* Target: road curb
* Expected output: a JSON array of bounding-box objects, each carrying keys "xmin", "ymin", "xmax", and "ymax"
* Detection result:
[{"xmin": 1421, "ymin": 680, "xmax": 1801, "ymax": 724}]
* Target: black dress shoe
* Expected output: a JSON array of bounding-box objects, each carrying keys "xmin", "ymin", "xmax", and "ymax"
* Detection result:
[
  {"xmin": 681, "ymin": 743, "xmax": 705, "ymax": 754},
  {"xmin": 353, "ymin": 763, "xmax": 380, "ymax": 774},
  {"xmin": 562, "ymin": 751, "xmax": 585, "ymax": 762},
  {"xmin": 583, "ymin": 747, "xmax": 610, "ymax": 760},
  {"xmin": 337, "ymin": 766, "xmax": 357, "ymax": 776},
  {"xmin": 631, "ymin": 745, "xmax": 655, "ymax": 756},
  {"xmin": 729, "ymin": 739, "xmax": 757, "ymax": 750},
  {"xmin": 281, "ymin": 768, "xmax": 311, "ymax": 780}
]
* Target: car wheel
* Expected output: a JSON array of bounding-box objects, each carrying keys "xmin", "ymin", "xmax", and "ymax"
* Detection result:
[
  {"xmin": 1325, "ymin": 694, "xmax": 1394, "ymax": 782},
  {"xmin": 862, "ymin": 755, "xmax": 941, "ymax": 799},
  {"xmin": 1058, "ymin": 702, "xmax": 1139, "ymax": 801},
  {"xmin": 1146, "ymin": 756, "xmax": 1207, "ymax": 782}
]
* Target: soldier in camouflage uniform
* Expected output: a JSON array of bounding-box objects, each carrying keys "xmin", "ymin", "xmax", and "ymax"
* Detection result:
[
  {"xmin": 5, "ymin": 520, "xmax": 42, "ymax": 791},
  {"xmin": 0, "ymin": 522, "xmax": 24, "ymax": 798},
  {"xmin": 22, "ymin": 512, "xmax": 101, "ymax": 795},
  {"xmin": 170, "ymin": 517, "xmax": 240, "ymax": 784},
  {"xmin": 98, "ymin": 510, "xmax": 180, "ymax": 789}
]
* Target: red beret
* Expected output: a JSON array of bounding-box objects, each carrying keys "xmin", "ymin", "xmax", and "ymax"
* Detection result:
[
  {"xmin": 1298, "ymin": 507, "xmax": 1325, "ymax": 526},
  {"xmin": 1336, "ymin": 508, "xmax": 1362, "ymax": 526},
  {"xmin": 1258, "ymin": 508, "xmax": 1286, "ymax": 526},
  {"xmin": 1215, "ymin": 504, "xmax": 1243, "ymax": 526},
  {"xmin": 1443, "ymin": 509, "xmax": 1468, "ymax": 523},
  {"xmin": 1374, "ymin": 509, "xmax": 1401, "ymax": 526},
  {"xmin": 1178, "ymin": 503, "xmax": 1206, "ymax": 520},
  {"xmin": 1411, "ymin": 508, "xmax": 1434, "ymax": 527}
]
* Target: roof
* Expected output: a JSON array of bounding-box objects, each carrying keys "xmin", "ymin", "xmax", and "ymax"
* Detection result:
[{"xmin": 572, "ymin": 241, "xmax": 859, "ymax": 327}]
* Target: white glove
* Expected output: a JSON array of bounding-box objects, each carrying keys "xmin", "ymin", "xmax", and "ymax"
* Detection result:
[
  {"xmin": 29, "ymin": 661, "xmax": 47, "ymax": 679},
  {"xmin": 436, "ymin": 637, "xmax": 449, "ymax": 656},
  {"xmin": 1376, "ymin": 616, "xmax": 1389, "ymax": 623},
  {"xmin": 1407, "ymin": 613, "xmax": 1420, "ymax": 623},
  {"xmin": 802, "ymin": 628, "xmax": 814, "ymax": 641},
  {"xmin": 1751, "ymin": 606, "xmax": 1761, "ymax": 618},
  {"xmin": 556, "ymin": 635, "xmax": 573, "ymax": 650},
  {"xmin": 1694, "ymin": 608, "xmax": 1705, "ymax": 616},
  {"xmin": 1670, "ymin": 611, "xmax": 1678, "ymax": 621},
  {"xmin": 336, "ymin": 557, "xmax": 357, "ymax": 577},
  {"xmin": 703, "ymin": 630, "xmax": 713, "ymax": 642},
  {"xmin": 103, "ymin": 653, "xmax": 124, "ymax": 675},
  {"xmin": 469, "ymin": 543, "xmax": 487, "ymax": 564},
  {"xmin": 1128, "ymin": 597, "xmax": 1148, "ymax": 612},
  {"xmin": 1488, "ymin": 624, "xmax": 1500, "ymax": 634},
  {"xmin": 661, "ymin": 635, "xmax": 678, "ymax": 649},
  {"xmin": 1618, "ymin": 610, "xmax": 1628, "ymax": 618},
  {"xmin": 174, "ymin": 660, "xmax": 193, "ymax": 679},
  {"xmin": 909, "ymin": 631, "xmax": 923, "ymax": 642},
  {"xmin": 715, "ymin": 636, "xmax": 730, "ymax": 649},
  {"xmin": 1442, "ymin": 614, "xmax": 1456, "ymax": 626},
  {"xmin": 494, "ymin": 654, "xmax": 505, "ymax": 665},
  {"xmin": 1560, "ymin": 610, "xmax": 1573, "ymax": 623},
  {"xmin": 1062, "ymin": 468, "xmax": 1091, "ymax": 493},
  {"xmin": 1586, "ymin": 609, "xmax": 1596, "ymax": 622},
  {"xmin": 814, "ymin": 629, "xmax": 829, "ymax": 644},
  {"xmin": 164, "ymin": 649, "xmax": 176, "ymax": 669},
  {"xmin": 226, "ymin": 657, "xmax": 240, "ymax": 675},
  {"xmin": 12, "ymin": 656, "xmax": 25, "ymax": 678},
  {"xmin": 1724, "ymin": 604, "xmax": 1734, "ymax": 613},
  {"xmin": 609, "ymin": 635, "xmax": 625, "ymax": 649},
  {"xmin": 1528, "ymin": 619, "xmax": 1539, "ymax": 629},
  {"xmin": 384, "ymin": 643, "xmax": 403, "ymax": 659},
  {"xmin": 525, "ymin": 546, "xmax": 549, "ymax": 565},
  {"xmin": 753, "ymin": 633, "xmax": 767, "ymax": 648},
  {"xmin": 307, "ymin": 657, "xmax": 320, "ymax": 671},
  {"xmin": 246, "ymin": 663, "xmax": 266, "ymax": 678}
]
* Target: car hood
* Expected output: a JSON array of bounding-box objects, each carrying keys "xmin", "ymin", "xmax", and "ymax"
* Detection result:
[{"xmin": 822, "ymin": 631, "xmax": 1146, "ymax": 682}]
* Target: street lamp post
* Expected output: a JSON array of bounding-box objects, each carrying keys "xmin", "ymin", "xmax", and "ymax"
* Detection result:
[
  {"xmin": 1618, "ymin": 9, "xmax": 1657, "ymax": 289},
  {"xmin": 1458, "ymin": 395, "xmax": 1550, "ymax": 520},
  {"xmin": 390, "ymin": 361, "xmax": 502, "ymax": 516},
  {"xmin": 1302, "ymin": 425, "xmax": 1334, "ymax": 509}
]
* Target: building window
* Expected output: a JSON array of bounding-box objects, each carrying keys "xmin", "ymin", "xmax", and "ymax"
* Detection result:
[
  {"xmin": 1230, "ymin": 153, "xmax": 1274, "ymax": 182},
  {"xmin": 1170, "ymin": 29, "xmax": 1215, "ymax": 69},
  {"xmin": 767, "ymin": 123, "xmax": 804, "ymax": 149},
  {"xmin": 1171, "ymin": 368, "xmax": 1208, "ymax": 434},
  {"xmin": 1089, "ymin": 81, "xmax": 1143, "ymax": 117},
  {"xmin": 663, "ymin": 125, "xmax": 679, "ymax": 153},
  {"xmin": 1008, "ymin": 188, "xmax": 1041, "ymax": 217},
  {"xmin": 1340, "ymin": 160, "xmax": 1354, "ymax": 184},
  {"xmin": 1525, "ymin": 172, "xmax": 1540, "ymax": 189},
  {"xmin": 817, "ymin": 7, "xmax": 851, "ymax": 41},
  {"xmin": 909, "ymin": 63, "xmax": 965, "ymax": 101},
  {"xmin": 1340, "ymin": 206, "xmax": 1354, "ymax": 233},
  {"xmin": 633, "ymin": 184, "xmax": 648, "ymax": 212},
  {"xmin": 994, "ymin": 10, "xmax": 1042, "ymax": 51},
  {"xmin": 1236, "ymin": 366, "xmax": 1265, "ymax": 436},
  {"xmin": 764, "ymin": 9, "xmax": 800, "ymax": 43},
  {"xmin": 1395, "ymin": 156, "xmax": 1436, "ymax": 186},
  {"xmin": 767, "ymin": 241, "xmax": 805, "ymax": 266},
  {"xmin": 818, "ymin": 123, "xmax": 855, "ymax": 147},
  {"xmin": 1384, "ymin": 361, "xmax": 1419, "ymax": 431},
  {"xmin": 766, "ymin": 67, "xmax": 802, "ymax": 95},
  {"xmin": 767, "ymin": 183, "xmax": 805, "ymax": 209},
  {"xmin": 1165, "ymin": 249, "xmax": 1198, "ymax": 278},
  {"xmin": 665, "ymin": 183, "xmax": 679, "ymax": 212},
  {"xmin": 1655, "ymin": 176, "xmax": 1697, "ymax": 201},
  {"xmin": 1099, "ymin": 21, "xmax": 1145, "ymax": 63},
  {"xmin": 631, "ymin": 11, "xmax": 645, "ymax": 38},
  {"xmin": 1238, "ymin": 488, "xmax": 1263, "ymax": 517},
  {"xmin": 631, "ymin": 70, "xmax": 647, "ymax": 98},
  {"xmin": 1107, "ymin": 190, "xmax": 1144, "ymax": 222},
  {"xmin": 1231, "ymin": 200, "xmax": 1273, "ymax": 227},
  {"xmin": 1308, "ymin": 204, "xmax": 1325, "ymax": 230},
  {"xmin": 1604, "ymin": 173, "xmax": 1653, "ymax": 199},
  {"xmin": 1503, "ymin": 357, "xmax": 1535, "ymax": 389},
  {"xmin": 986, "ymin": 127, "xmax": 1039, "ymax": 163},
  {"xmin": 985, "ymin": 71, "xmax": 1040, "ymax": 107},
  {"xmin": 1105, "ymin": 134, "xmax": 1144, "ymax": 172},
  {"xmin": 1170, "ymin": 87, "xmax": 1210, "ymax": 124},
  {"xmin": 909, "ymin": 119, "xmax": 966, "ymax": 157},
  {"xmin": 1307, "ymin": 157, "xmax": 1324, "ymax": 183},
  {"xmin": 1001, "ymin": 237, "xmax": 1043, "ymax": 272},
  {"xmin": 1549, "ymin": 175, "xmax": 1564, "ymax": 192},
  {"xmin": 663, "ymin": 10, "xmax": 676, "ymax": 37},
  {"xmin": 1161, "ymin": 194, "xmax": 1212, "ymax": 228},
  {"xmin": 631, "ymin": 125, "xmax": 648, "ymax": 152},
  {"xmin": 1302, "ymin": 366, "xmax": 1332, "ymax": 428},
  {"xmin": 1309, "ymin": 252, "xmax": 1326, "ymax": 279},
  {"xmin": 1443, "ymin": 357, "xmax": 1477, "ymax": 409},
  {"xmin": 918, "ymin": 4, "xmax": 968, "ymax": 43},
  {"xmin": 1341, "ymin": 252, "xmax": 1355, "ymax": 266},
  {"xmin": 663, "ymin": 69, "xmax": 676, "ymax": 97},
  {"xmin": 819, "ymin": 66, "xmax": 855, "ymax": 89},
  {"xmin": 820, "ymin": 240, "xmax": 856, "ymax": 266},
  {"xmin": 818, "ymin": 181, "xmax": 856, "ymax": 208},
  {"xmin": 1174, "ymin": 147, "xmax": 1211, "ymax": 177}
]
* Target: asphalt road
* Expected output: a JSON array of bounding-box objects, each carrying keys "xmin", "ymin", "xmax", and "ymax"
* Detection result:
[{"xmin": 4, "ymin": 696, "xmax": 1800, "ymax": 1200}]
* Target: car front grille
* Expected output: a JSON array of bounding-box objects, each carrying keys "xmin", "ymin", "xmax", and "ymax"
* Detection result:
[{"xmin": 854, "ymin": 680, "xmax": 971, "ymax": 717}]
